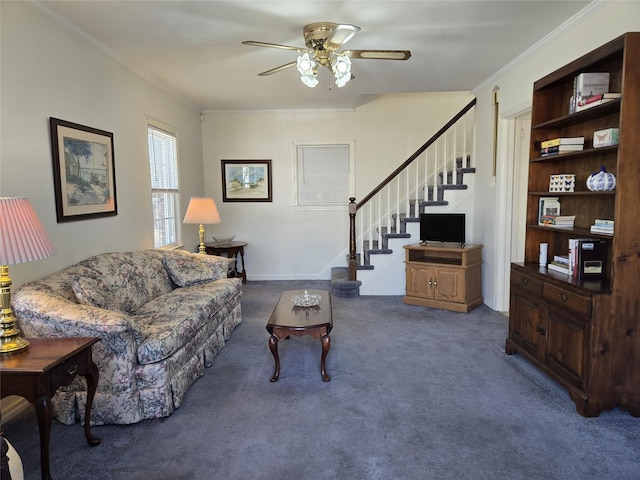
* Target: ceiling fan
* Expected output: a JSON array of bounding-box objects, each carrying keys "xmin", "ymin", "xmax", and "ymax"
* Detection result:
[{"xmin": 242, "ymin": 22, "xmax": 411, "ymax": 88}]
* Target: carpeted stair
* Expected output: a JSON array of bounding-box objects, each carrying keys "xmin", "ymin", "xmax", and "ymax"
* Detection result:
[{"xmin": 330, "ymin": 266, "xmax": 361, "ymax": 297}]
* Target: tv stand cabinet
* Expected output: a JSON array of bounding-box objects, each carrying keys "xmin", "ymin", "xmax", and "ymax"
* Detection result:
[{"xmin": 403, "ymin": 244, "xmax": 483, "ymax": 313}]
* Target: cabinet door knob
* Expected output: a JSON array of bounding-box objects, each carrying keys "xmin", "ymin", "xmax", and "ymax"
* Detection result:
[
  {"xmin": 521, "ymin": 277, "xmax": 528, "ymax": 286},
  {"xmin": 433, "ymin": 280, "xmax": 437, "ymax": 287},
  {"xmin": 428, "ymin": 278, "xmax": 432, "ymax": 286},
  {"xmin": 559, "ymin": 293, "xmax": 568, "ymax": 302}
]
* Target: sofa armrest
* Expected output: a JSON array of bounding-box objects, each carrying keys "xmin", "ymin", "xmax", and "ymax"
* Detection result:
[{"xmin": 13, "ymin": 287, "xmax": 142, "ymax": 393}]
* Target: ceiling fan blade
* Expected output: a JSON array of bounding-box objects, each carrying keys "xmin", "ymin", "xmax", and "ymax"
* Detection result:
[
  {"xmin": 347, "ymin": 50, "xmax": 412, "ymax": 60},
  {"xmin": 242, "ymin": 40, "xmax": 307, "ymax": 53},
  {"xmin": 257, "ymin": 61, "xmax": 297, "ymax": 76},
  {"xmin": 326, "ymin": 24, "xmax": 361, "ymax": 49}
]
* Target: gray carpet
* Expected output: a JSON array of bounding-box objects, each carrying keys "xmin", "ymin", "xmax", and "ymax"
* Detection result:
[{"xmin": 4, "ymin": 280, "xmax": 640, "ymax": 480}]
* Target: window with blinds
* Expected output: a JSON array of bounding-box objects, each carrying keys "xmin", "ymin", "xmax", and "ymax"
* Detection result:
[
  {"xmin": 147, "ymin": 123, "xmax": 180, "ymax": 248},
  {"xmin": 296, "ymin": 143, "xmax": 351, "ymax": 206}
]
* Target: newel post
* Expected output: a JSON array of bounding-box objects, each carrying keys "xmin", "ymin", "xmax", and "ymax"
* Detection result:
[{"xmin": 348, "ymin": 197, "xmax": 357, "ymax": 281}]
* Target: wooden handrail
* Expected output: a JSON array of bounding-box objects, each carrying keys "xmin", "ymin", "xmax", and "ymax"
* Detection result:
[
  {"xmin": 348, "ymin": 98, "xmax": 476, "ymax": 283},
  {"xmin": 356, "ymin": 98, "xmax": 476, "ymax": 210}
]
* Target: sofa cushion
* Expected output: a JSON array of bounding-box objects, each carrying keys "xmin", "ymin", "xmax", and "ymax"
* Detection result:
[
  {"xmin": 76, "ymin": 251, "xmax": 174, "ymax": 314},
  {"xmin": 71, "ymin": 275, "xmax": 111, "ymax": 310},
  {"xmin": 132, "ymin": 278, "xmax": 241, "ymax": 364},
  {"xmin": 162, "ymin": 251, "xmax": 227, "ymax": 287}
]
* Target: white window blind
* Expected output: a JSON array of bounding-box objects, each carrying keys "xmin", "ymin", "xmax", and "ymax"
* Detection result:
[
  {"xmin": 147, "ymin": 124, "xmax": 179, "ymax": 248},
  {"xmin": 296, "ymin": 144, "xmax": 350, "ymax": 205}
]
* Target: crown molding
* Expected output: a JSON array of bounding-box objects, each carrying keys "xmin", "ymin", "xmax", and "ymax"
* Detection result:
[
  {"xmin": 26, "ymin": 0, "xmax": 200, "ymax": 112},
  {"xmin": 472, "ymin": 0, "xmax": 608, "ymax": 94}
]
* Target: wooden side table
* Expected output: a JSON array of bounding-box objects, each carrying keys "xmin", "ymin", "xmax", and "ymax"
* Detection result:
[
  {"xmin": 204, "ymin": 241, "xmax": 248, "ymax": 283},
  {"xmin": 0, "ymin": 337, "xmax": 101, "ymax": 480}
]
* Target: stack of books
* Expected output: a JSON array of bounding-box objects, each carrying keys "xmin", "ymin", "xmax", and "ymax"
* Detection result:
[
  {"xmin": 539, "ymin": 214, "xmax": 576, "ymax": 228},
  {"xmin": 548, "ymin": 254, "xmax": 570, "ymax": 275},
  {"xmin": 575, "ymin": 92, "xmax": 622, "ymax": 112},
  {"xmin": 590, "ymin": 218, "xmax": 614, "ymax": 235},
  {"xmin": 570, "ymin": 72, "xmax": 610, "ymax": 113},
  {"xmin": 540, "ymin": 137, "xmax": 584, "ymax": 156}
]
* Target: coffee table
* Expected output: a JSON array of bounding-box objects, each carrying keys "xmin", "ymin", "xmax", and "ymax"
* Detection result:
[{"xmin": 266, "ymin": 289, "xmax": 333, "ymax": 382}]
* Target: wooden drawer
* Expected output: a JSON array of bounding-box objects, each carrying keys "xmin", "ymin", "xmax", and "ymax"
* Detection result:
[
  {"xmin": 543, "ymin": 283, "xmax": 592, "ymax": 318},
  {"xmin": 511, "ymin": 268, "xmax": 543, "ymax": 296}
]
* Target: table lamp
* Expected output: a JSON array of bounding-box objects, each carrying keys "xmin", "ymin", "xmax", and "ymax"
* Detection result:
[
  {"xmin": 183, "ymin": 197, "xmax": 221, "ymax": 254},
  {"xmin": 0, "ymin": 197, "xmax": 56, "ymax": 354}
]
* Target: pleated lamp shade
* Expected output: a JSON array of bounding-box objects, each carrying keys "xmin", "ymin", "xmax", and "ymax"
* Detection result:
[
  {"xmin": 183, "ymin": 197, "xmax": 221, "ymax": 225},
  {"xmin": 0, "ymin": 197, "xmax": 55, "ymax": 266}
]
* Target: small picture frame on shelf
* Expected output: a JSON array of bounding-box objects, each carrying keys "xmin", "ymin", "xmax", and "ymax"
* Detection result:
[
  {"xmin": 549, "ymin": 174, "xmax": 575, "ymax": 192},
  {"xmin": 538, "ymin": 197, "xmax": 560, "ymax": 225}
]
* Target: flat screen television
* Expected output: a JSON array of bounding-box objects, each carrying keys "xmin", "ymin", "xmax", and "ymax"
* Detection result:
[{"xmin": 420, "ymin": 213, "xmax": 465, "ymax": 246}]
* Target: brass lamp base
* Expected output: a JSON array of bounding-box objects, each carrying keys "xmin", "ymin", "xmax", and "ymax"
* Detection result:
[
  {"xmin": 0, "ymin": 325, "xmax": 29, "ymax": 354},
  {"xmin": 198, "ymin": 223, "xmax": 206, "ymax": 254},
  {"xmin": 0, "ymin": 264, "xmax": 29, "ymax": 354}
]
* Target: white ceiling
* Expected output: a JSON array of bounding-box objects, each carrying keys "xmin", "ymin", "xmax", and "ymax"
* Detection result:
[{"xmin": 33, "ymin": 0, "xmax": 594, "ymax": 111}]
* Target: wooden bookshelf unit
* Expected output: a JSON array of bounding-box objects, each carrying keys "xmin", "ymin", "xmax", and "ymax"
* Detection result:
[
  {"xmin": 506, "ymin": 33, "xmax": 640, "ymax": 417},
  {"xmin": 403, "ymin": 244, "xmax": 483, "ymax": 313}
]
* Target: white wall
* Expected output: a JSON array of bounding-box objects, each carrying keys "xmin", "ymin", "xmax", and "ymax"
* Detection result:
[
  {"xmin": 202, "ymin": 92, "xmax": 473, "ymax": 280},
  {"xmin": 0, "ymin": 2, "xmax": 204, "ymax": 289},
  {"xmin": 473, "ymin": 1, "xmax": 640, "ymax": 310}
]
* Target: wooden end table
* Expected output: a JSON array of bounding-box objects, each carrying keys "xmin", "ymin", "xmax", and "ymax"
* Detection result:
[
  {"xmin": 204, "ymin": 241, "xmax": 248, "ymax": 283},
  {"xmin": 0, "ymin": 337, "xmax": 101, "ymax": 480},
  {"xmin": 266, "ymin": 290, "xmax": 333, "ymax": 382}
]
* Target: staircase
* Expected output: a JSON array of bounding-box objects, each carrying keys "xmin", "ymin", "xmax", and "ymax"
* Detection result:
[{"xmin": 331, "ymin": 99, "xmax": 477, "ymax": 297}]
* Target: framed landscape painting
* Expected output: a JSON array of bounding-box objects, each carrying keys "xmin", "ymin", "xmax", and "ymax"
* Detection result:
[
  {"xmin": 50, "ymin": 118, "xmax": 117, "ymax": 222},
  {"xmin": 221, "ymin": 159, "xmax": 272, "ymax": 202}
]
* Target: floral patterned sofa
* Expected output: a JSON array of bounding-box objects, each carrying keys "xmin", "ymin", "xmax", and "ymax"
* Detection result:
[{"xmin": 12, "ymin": 249, "xmax": 242, "ymax": 425}]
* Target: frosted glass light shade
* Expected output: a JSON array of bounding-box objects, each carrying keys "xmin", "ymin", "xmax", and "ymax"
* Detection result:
[{"xmin": 333, "ymin": 55, "xmax": 352, "ymax": 87}]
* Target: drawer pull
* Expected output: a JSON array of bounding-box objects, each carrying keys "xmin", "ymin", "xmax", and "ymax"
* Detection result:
[
  {"xmin": 67, "ymin": 364, "xmax": 79, "ymax": 376},
  {"xmin": 535, "ymin": 326, "xmax": 546, "ymax": 336},
  {"xmin": 521, "ymin": 277, "xmax": 529, "ymax": 286},
  {"xmin": 559, "ymin": 293, "xmax": 569, "ymax": 302}
]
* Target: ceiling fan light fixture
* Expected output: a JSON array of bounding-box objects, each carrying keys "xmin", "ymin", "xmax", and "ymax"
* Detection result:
[
  {"xmin": 332, "ymin": 54, "xmax": 352, "ymax": 87},
  {"xmin": 296, "ymin": 53, "xmax": 315, "ymax": 75},
  {"xmin": 296, "ymin": 53, "xmax": 319, "ymax": 88},
  {"xmin": 300, "ymin": 73, "xmax": 319, "ymax": 88}
]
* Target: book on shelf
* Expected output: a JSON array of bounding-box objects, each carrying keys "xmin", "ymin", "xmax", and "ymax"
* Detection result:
[
  {"xmin": 590, "ymin": 225, "xmax": 614, "ymax": 235},
  {"xmin": 575, "ymin": 95, "xmax": 619, "ymax": 112},
  {"xmin": 568, "ymin": 238, "xmax": 592, "ymax": 277},
  {"xmin": 553, "ymin": 254, "xmax": 570, "ymax": 265},
  {"xmin": 579, "ymin": 93, "xmax": 621, "ymax": 105},
  {"xmin": 593, "ymin": 218, "xmax": 614, "ymax": 226},
  {"xmin": 538, "ymin": 197, "xmax": 560, "ymax": 225},
  {"xmin": 568, "ymin": 238, "xmax": 608, "ymax": 279},
  {"xmin": 548, "ymin": 261, "xmax": 570, "ymax": 275},
  {"xmin": 576, "ymin": 239, "xmax": 608, "ymax": 279},
  {"xmin": 540, "ymin": 137, "xmax": 585, "ymax": 148},
  {"xmin": 574, "ymin": 72, "xmax": 610, "ymax": 99},
  {"xmin": 540, "ymin": 215, "xmax": 575, "ymax": 226},
  {"xmin": 541, "ymin": 144, "xmax": 584, "ymax": 155}
]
